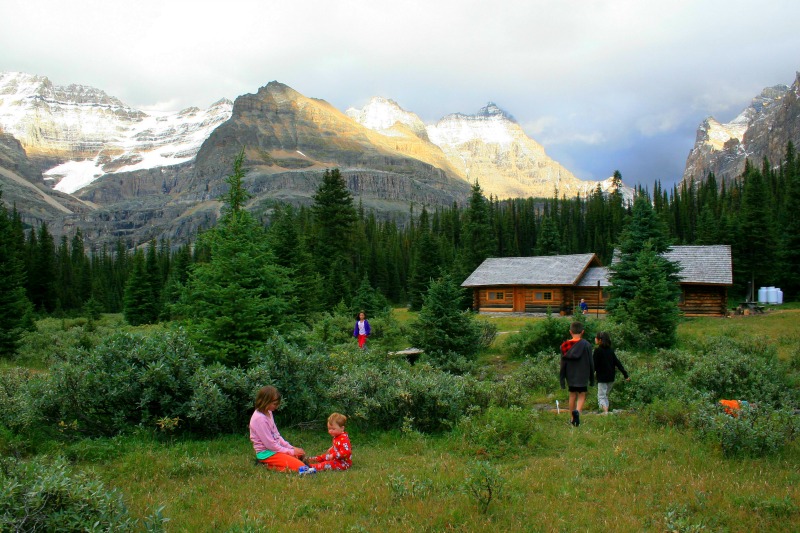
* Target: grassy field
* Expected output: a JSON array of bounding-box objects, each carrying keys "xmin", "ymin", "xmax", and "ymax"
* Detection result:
[
  {"xmin": 6, "ymin": 308, "xmax": 800, "ymax": 531},
  {"xmin": 44, "ymin": 308, "xmax": 795, "ymax": 532},
  {"xmin": 74, "ymin": 408, "xmax": 800, "ymax": 532}
]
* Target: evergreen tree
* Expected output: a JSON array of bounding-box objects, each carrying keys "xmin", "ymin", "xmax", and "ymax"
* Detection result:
[
  {"xmin": 310, "ymin": 168, "xmax": 358, "ymax": 307},
  {"xmin": 607, "ymin": 193, "xmax": 682, "ymax": 348},
  {"xmin": 736, "ymin": 161, "xmax": 777, "ymax": 291},
  {"xmin": 28, "ymin": 223, "xmax": 57, "ymax": 313},
  {"xmin": 177, "ymin": 150, "xmax": 295, "ymax": 365},
  {"xmin": 535, "ymin": 216, "xmax": 560, "ymax": 255},
  {"xmin": 610, "ymin": 241, "xmax": 682, "ymax": 349},
  {"xmin": 123, "ymin": 249, "xmax": 157, "ymax": 326},
  {"xmin": 410, "ymin": 274, "xmax": 483, "ymax": 362},
  {"xmin": 0, "ymin": 191, "xmax": 34, "ymax": 356},
  {"xmin": 462, "ymin": 181, "xmax": 496, "ymax": 270},
  {"xmin": 407, "ymin": 208, "xmax": 441, "ymax": 311}
]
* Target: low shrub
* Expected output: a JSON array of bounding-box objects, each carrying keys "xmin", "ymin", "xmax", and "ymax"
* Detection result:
[
  {"xmin": 505, "ymin": 315, "xmax": 573, "ymax": 358},
  {"xmin": 42, "ymin": 329, "xmax": 203, "ymax": 436},
  {"xmin": 456, "ymin": 406, "xmax": 541, "ymax": 458},
  {"xmin": 327, "ymin": 362, "xmax": 484, "ymax": 432},
  {"xmin": 685, "ymin": 337, "xmax": 790, "ymax": 407},
  {"xmin": 612, "ymin": 363, "xmax": 695, "ymax": 409},
  {"xmin": 644, "ymin": 396, "xmax": 707, "ymax": 429},
  {"xmin": 487, "ymin": 353, "xmax": 560, "ymax": 407},
  {"xmin": 693, "ymin": 403, "xmax": 800, "ymax": 457},
  {"xmin": 0, "ymin": 456, "xmax": 143, "ymax": 531}
]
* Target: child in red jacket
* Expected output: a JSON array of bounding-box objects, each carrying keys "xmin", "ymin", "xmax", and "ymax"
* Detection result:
[{"xmin": 309, "ymin": 413, "xmax": 352, "ymax": 471}]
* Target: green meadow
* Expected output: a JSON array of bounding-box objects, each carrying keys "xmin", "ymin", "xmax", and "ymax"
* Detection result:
[{"xmin": 2, "ymin": 309, "xmax": 799, "ymax": 532}]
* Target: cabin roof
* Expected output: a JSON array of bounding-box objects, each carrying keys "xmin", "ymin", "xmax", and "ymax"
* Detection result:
[
  {"xmin": 461, "ymin": 245, "xmax": 733, "ymax": 288},
  {"xmin": 663, "ymin": 245, "xmax": 733, "ymax": 285},
  {"xmin": 461, "ymin": 253, "xmax": 599, "ymax": 287},
  {"xmin": 576, "ymin": 266, "xmax": 610, "ymax": 287}
]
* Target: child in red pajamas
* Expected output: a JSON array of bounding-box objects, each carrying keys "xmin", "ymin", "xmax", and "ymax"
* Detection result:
[{"xmin": 309, "ymin": 413, "xmax": 352, "ymax": 471}]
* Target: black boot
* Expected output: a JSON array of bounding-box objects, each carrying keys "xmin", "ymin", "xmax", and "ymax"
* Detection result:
[{"xmin": 572, "ymin": 410, "xmax": 580, "ymax": 427}]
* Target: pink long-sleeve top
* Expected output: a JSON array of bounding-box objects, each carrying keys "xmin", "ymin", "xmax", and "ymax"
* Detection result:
[{"xmin": 249, "ymin": 409, "xmax": 294, "ymax": 457}]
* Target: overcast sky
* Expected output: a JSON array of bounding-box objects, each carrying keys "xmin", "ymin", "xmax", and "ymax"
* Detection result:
[{"xmin": 2, "ymin": 0, "xmax": 799, "ymax": 188}]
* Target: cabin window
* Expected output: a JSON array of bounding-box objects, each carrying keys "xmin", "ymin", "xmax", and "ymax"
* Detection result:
[
  {"xmin": 488, "ymin": 291, "xmax": 505, "ymax": 301},
  {"xmin": 534, "ymin": 292, "xmax": 553, "ymax": 301}
]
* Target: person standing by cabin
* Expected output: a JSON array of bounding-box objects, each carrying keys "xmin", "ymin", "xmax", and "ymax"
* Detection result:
[
  {"xmin": 353, "ymin": 311, "xmax": 371, "ymax": 349},
  {"xmin": 592, "ymin": 331, "xmax": 629, "ymax": 415},
  {"xmin": 579, "ymin": 299, "xmax": 589, "ymax": 314},
  {"xmin": 560, "ymin": 321, "xmax": 595, "ymax": 426}
]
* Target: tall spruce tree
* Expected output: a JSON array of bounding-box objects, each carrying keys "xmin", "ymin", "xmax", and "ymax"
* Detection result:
[
  {"xmin": 310, "ymin": 168, "xmax": 358, "ymax": 307},
  {"xmin": 607, "ymin": 193, "xmax": 682, "ymax": 349},
  {"xmin": 123, "ymin": 248, "xmax": 157, "ymax": 326},
  {"xmin": 410, "ymin": 274, "xmax": 483, "ymax": 363},
  {"xmin": 0, "ymin": 191, "xmax": 34, "ymax": 356},
  {"xmin": 177, "ymin": 150, "xmax": 295, "ymax": 365}
]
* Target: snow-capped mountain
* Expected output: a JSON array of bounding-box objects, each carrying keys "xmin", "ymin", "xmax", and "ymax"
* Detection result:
[
  {"xmin": 345, "ymin": 96, "xmax": 428, "ymax": 138},
  {"xmin": 349, "ymin": 98, "xmax": 629, "ymax": 200},
  {"xmin": 682, "ymin": 77, "xmax": 800, "ymax": 185},
  {"xmin": 0, "ymin": 72, "xmax": 232, "ymax": 193}
]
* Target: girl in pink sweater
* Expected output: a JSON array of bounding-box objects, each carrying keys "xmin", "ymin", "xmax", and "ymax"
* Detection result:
[{"xmin": 249, "ymin": 386, "xmax": 312, "ymax": 473}]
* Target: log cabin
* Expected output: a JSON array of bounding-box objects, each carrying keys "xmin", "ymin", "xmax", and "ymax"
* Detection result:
[
  {"xmin": 461, "ymin": 253, "xmax": 605, "ymax": 314},
  {"xmin": 461, "ymin": 245, "xmax": 733, "ymax": 317}
]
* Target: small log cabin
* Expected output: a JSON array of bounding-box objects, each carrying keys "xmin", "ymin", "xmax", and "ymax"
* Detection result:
[
  {"xmin": 662, "ymin": 245, "xmax": 733, "ymax": 317},
  {"xmin": 461, "ymin": 253, "xmax": 605, "ymax": 314},
  {"xmin": 461, "ymin": 245, "xmax": 733, "ymax": 317}
]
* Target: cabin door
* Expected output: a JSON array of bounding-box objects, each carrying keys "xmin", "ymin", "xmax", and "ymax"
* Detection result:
[{"xmin": 513, "ymin": 289, "xmax": 525, "ymax": 312}]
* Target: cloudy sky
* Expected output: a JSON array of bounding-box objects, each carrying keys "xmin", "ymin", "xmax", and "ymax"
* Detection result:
[{"xmin": 2, "ymin": 0, "xmax": 799, "ymax": 188}]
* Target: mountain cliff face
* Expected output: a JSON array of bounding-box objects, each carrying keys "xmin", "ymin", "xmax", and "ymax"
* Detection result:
[
  {"xmin": 0, "ymin": 126, "xmax": 92, "ymax": 226},
  {"xmin": 1, "ymin": 70, "xmax": 630, "ymax": 248},
  {"xmin": 682, "ymin": 73, "xmax": 800, "ymax": 185},
  {"xmin": 0, "ymin": 71, "xmax": 233, "ymax": 193},
  {"xmin": 347, "ymin": 98, "xmax": 623, "ymax": 200}
]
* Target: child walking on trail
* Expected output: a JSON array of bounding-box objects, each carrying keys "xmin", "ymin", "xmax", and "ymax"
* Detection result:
[
  {"xmin": 309, "ymin": 413, "xmax": 352, "ymax": 471},
  {"xmin": 560, "ymin": 321, "xmax": 595, "ymax": 426},
  {"xmin": 593, "ymin": 331, "xmax": 630, "ymax": 415},
  {"xmin": 249, "ymin": 386, "xmax": 315, "ymax": 474}
]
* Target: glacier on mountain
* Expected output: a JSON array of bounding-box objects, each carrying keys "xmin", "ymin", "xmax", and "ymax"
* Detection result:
[{"xmin": 0, "ymin": 72, "xmax": 232, "ymax": 193}]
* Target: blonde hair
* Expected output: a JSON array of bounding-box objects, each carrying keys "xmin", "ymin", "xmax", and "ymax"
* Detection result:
[
  {"xmin": 328, "ymin": 412, "xmax": 347, "ymax": 428},
  {"xmin": 254, "ymin": 386, "xmax": 281, "ymax": 413}
]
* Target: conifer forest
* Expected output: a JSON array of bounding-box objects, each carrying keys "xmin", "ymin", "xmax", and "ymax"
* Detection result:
[{"xmin": 1, "ymin": 142, "xmax": 799, "ymax": 332}]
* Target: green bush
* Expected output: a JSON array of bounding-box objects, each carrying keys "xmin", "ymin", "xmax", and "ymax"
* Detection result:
[
  {"xmin": 456, "ymin": 406, "xmax": 541, "ymax": 458},
  {"xmin": 644, "ymin": 396, "xmax": 706, "ymax": 429},
  {"xmin": 42, "ymin": 330, "xmax": 203, "ymax": 435},
  {"xmin": 247, "ymin": 335, "xmax": 333, "ymax": 425},
  {"xmin": 0, "ymin": 456, "xmax": 141, "ymax": 531},
  {"xmin": 693, "ymin": 403, "xmax": 800, "ymax": 457},
  {"xmin": 486, "ymin": 353, "xmax": 560, "ymax": 407},
  {"xmin": 612, "ymin": 363, "xmax": 694, "ymax": 409},
  {"xmin": 505, "ymin": 315, "xmax": 574, "ymax": 358},
  {"xmin": 327, "ymin": 361, "xmax": 484, "ymax": 432},
  {"xmin": 684, "ymin": 337, "xmax": 791, "ymax": 407}
]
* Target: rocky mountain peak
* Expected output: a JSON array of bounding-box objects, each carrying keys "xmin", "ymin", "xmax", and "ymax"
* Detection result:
[
  {"xmin": 682, "ymin": 74, "xmax": 799, "ymax": 186},
  {"xmin": 476, "ymin": 102, "xmax": 516, "ymax": 122},
  {"xmin": 345, "ymin": 97, "xmax": 427, "ymax": 137}
]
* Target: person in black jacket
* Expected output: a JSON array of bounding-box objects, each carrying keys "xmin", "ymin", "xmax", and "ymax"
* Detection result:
[
  {"xmin": 593, "ymin": 331, "xmax": 630, "ymax": 415},
  {"xmin": 560, "ymin": 321, "xmax": 595, "ymax": 426}
]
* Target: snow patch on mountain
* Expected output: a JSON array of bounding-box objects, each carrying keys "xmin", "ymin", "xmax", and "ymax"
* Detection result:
[
  {"xmin": 0, "ymin": 71, "xmax": 232, "ymax": 194},
  {"xmin": 345, "ymin": 96, "xmax": 427, "ymax": 137}
]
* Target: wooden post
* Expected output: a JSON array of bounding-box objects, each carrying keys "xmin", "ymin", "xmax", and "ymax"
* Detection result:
[{"xmin": 596, "ymin": 280, "xmax": 600, "ymax": 318}]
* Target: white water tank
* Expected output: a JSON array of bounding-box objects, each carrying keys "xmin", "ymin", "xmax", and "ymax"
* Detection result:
[
  {"xmin": 777, "ymin": 289, "xmax": 784, "ymax": 304},
  {"xmin": 758, "ymin": 286, "xmax": 768, "ymax": 303},
  {"xmin": 767, "ymin": 287, "xmax": 778, "ymax": 304}
]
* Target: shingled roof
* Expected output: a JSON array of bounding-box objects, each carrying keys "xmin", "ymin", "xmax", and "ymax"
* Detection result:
[
  {"xmin": 663, "ymin": 245, "xmax": 732, "ymax": 285},
  {"xmin": 461, "ymin": 245, "xmax": 733, "ymax": 288},
  {"xmin": 461, "ymin": 254, "xmax": 599, "ymax": 287}
]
